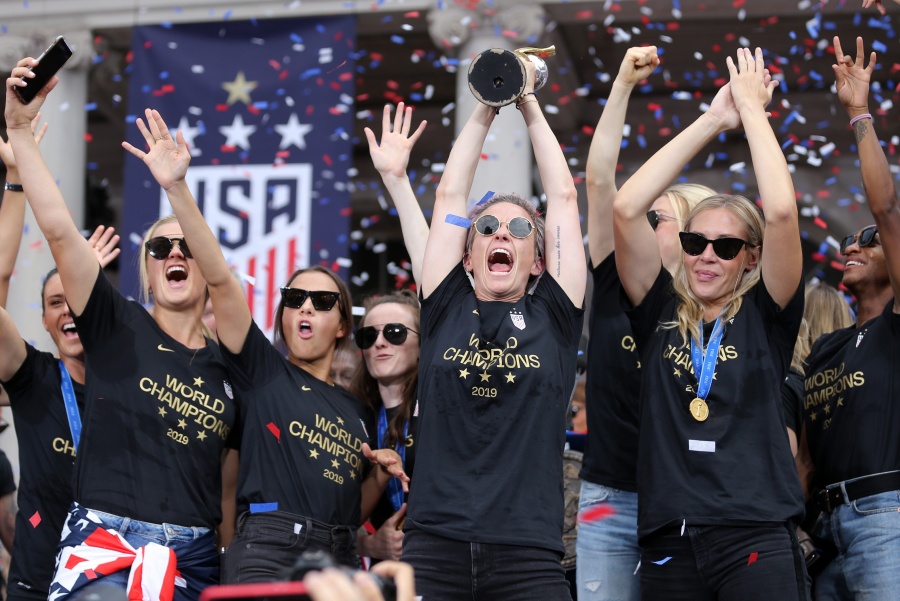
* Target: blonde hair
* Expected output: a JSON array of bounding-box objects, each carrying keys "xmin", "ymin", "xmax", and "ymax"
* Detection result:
[
  {"xmin": 790, "ymin": 283, "xmax": 854, "ymax": 373},
  {"xmin": 664, "ymin": 183, "xmax": 717, "ymax": 224},
  {"xmin": 665, "ymin": 195, "xmax": 764, "ymax": 346}
]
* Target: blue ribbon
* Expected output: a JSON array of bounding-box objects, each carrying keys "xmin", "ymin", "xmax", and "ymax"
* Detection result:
[
  {"xmin": 377, "ymin": 405, "xmax": 408, "ymax": 512},
  {"xmin": 689, "ymin": 317, "xmax": 725, "ymax": 402},
  {"xmin": 58, "ymin": 360, "xmax": 81, "ymax": 452}
]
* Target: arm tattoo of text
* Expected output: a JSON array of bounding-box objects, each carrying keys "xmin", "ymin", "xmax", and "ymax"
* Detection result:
[
  {"xmin": 853, "ymin": 119, "xmax": 869, "ymax": 145},
  {"xmin": 556, "ymin": 225, "xmax": 561, "ymax": 278}
]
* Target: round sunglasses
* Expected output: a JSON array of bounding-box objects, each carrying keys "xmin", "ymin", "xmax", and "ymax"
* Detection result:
[
  {"xmin": 145, "ymin": 236, "xmax": 192, "ymax": 259},
  {"xmin": 355, "ymin": 323, "xmax": 418, "ymax": 350},
  {"xmin": 473, "ymin": 214, "xmax": 535, "ymax": 239},
  {"xmin": 679, "ymin": 232, "xmax": 749, "ymax": 261},
  {"xmin": 646, "ymin": 210, "xmax": 677, "ymax": 231},
  {"xmin": 839, "ymin": 226, "xmax": 879, "ymax": 255},
  {"xmin": 280, "ymin": 287, "xmax": 341, "ymax": 311}
]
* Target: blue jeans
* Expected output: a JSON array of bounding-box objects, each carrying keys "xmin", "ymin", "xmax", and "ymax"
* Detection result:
[
  {"xmin": 221, "ymin": 511, "xmax": 358, "ymax": 583},
  {"xmin": 402, "ymin": 527, "xmax": 571, "ymax": 601},
  {"xmin": 640, "ymin": 523, "xmax": 810, "ymax": 601},
  {"xmin": 576, "ymin": 481, "xmax": 641, "ymax": 601},
  {"xmin": 68, "ymin": 507, "xmax": 219, "ymax": 601},
  {"xmin": 813, "ymin": 489, "xmax": 900, "ymax": 601}
]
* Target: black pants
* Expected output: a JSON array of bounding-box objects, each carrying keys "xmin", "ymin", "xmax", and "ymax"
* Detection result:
[
  {"xmin": 402, "ymin": 527, "xmax": 571, "ymax": 601},
  {"xmin": 221, "ymin": 510, "xmax": 358, "ymax": 584},
  {"xmin": 640, "ymin": 523, "xmax": 811, "ymax": 601}
]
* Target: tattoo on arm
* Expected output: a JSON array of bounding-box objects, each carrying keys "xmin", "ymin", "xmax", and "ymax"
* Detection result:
[
  {"xmin": 556, "ymin": 225, "xmax": 561, "ymax": 278},
  {"xmin": 853, "ymin": 119, "xmax": 869, "ymax": 145}
]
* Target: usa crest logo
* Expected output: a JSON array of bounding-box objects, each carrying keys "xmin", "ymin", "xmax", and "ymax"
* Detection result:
[{"xmin": 510, "ymin": 309, "xmax": 526, "ymax": 330}]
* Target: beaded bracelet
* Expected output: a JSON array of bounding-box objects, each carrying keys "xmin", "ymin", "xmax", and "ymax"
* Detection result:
[{"xmin": 849, "ymin": 113, "xmax": 872, "ymax": 127}]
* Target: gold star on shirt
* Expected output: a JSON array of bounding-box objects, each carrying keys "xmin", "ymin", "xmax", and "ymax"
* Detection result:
[
  {"xmin": 505, "ymin": 373, "xmax": 516, "ymax": 383},
  {"xmin": 331, "ymin": 458, "xmax": 340, "ymax": 469},
  {"xmin": 673, "ymin": 368, "xmax": 682, "ymax": 378},
  {"xmin": 178, "ymin": 419, "xmax": 187, "ymax": 430},
  {"xmin": 222, "ymin": 71, "xmax": 257, "ymax": 105},
  {"xmin": 349, "ymin": 470, "xmax": 356, "ymax": 479},
  {"xmin": 823, "ymin": 405, "xmax": 831, "ymax": 415},
  {"xmin": 158, "ymin": 407, "xmax": 167, "ymax": 418},
  {"xmin": 310, "ymin": 449, "xmax": 320, "ymax": 459},
  {"xmin": 193, "ymin": 376, "xmax": 204, "ymax": 387},
  {"xmin": 480, "ymin": 372, "xmax": 491, "ymax": 382},
  {"xmin": 197, "ymin": 431, "xmax": 207, "ymax": 441},
  {"xmin": 810, "ymin": 411, "xmax": 817, "ymax": 422},
  {"xmin": 837, "ymin": 397, "xmax": 844, "ymax": 407},
  {"xmin": 336, "ymin": 416, "xmax": 345, "ymax": 426},
  {"xmin": 459, "ymin": 368, "xmax": 470, "ymax": 379}
]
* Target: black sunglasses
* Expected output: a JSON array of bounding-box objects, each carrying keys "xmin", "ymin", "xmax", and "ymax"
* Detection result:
[
  {"xmin": 473, "ymin": 214, "xmax": 535, "ymax": 239},
  {"xmin": 840, "ymin": 226, "xmax": 879, "ymax": 255},
  {"xmin": 646, "ymin": 210, "xmax": 677, "ymax": 231},
  {"xmin": 679, "ymin": 232, "xmax": 749, "ymax": 261},
  {"xmin": 280, "ymin": 288, "xmax": 341, "ymax": 311},
  {"xmin": 145, "ymin": 236, "xmax": 192, "ymax": 259},
  {"xmin": 355, "ymin": 323, "xmax": 418, "ymax": 350}
]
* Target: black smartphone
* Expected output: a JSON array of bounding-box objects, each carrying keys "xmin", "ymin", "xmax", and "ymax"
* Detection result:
[{"xmin": 15, "ymin": 36, "xmax": 73, "ymax": 104}]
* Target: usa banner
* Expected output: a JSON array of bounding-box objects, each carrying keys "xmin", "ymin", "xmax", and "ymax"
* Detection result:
[{"xmin": 121, "ymin": 17, "xmax": 355, "ymax": 338}]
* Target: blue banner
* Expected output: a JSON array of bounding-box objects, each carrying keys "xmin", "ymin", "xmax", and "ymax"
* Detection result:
[{"xmin": 122, "ymin": 17, "xmax": 355, "ymax": 337}]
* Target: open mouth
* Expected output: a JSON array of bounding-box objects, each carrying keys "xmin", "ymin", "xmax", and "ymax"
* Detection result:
[
  {"xmin": 62, "ymin": 322, "xmax": 79, "ymax": 339},
  {"xmin": 298, "ymin": 320, "xmax": 313, "ymax": 340},
  {"xmin": 487, "ymin": 248, "xmax": 513, "ymax": 273},
  {"xmin": 844, "ymin": 260, "xmax": 864, "ymax": 268},
  {"xmin": 166, "ymin": 265, "xmax": 188, "ymax": 284}
]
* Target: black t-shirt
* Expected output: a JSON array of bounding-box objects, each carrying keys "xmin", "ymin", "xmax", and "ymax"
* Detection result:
[
  {"xmin": 369, "ymin": 405, "xmax": 417, "ymax": 529},
  {"xmin": 72, "ymin": 270, "xmax": 237, "ymax": 527},
  {"xmin": 580, "ymin": 254, "xmax": 641, "ymax": 491},
  {"xmin": 803, "ymin": 300, "xmax": 900, "ymax": 487},
  {"xmin": 628, "ymin": 269, "xmax": 804, "ymax": 541},
  {"xmin": 1, "ymin": 345, "xmax": 83, "ymax": 598},
  {"xmin": 781, "ymin": 368, "xmax": 804, "ymax": 434},
  {"xmin": 222, "ymin": 321, "xmax": 373, "ymax": 527},
  {"xmin": 409, "ymin": 265, "xmax": 584, "ymax": 552}
]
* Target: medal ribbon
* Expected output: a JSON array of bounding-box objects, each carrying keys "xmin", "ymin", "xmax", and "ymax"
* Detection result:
[
  {"xmin": 58, "ymin": 360, "xmax": 82, "ymax": 451},
  {"xmin": 689, "ymin": 317, "xmax": 725, "ymax": 402},
  {"xmin": 377, "ymin": 405, "xmax": 408, "ymax": 511}
]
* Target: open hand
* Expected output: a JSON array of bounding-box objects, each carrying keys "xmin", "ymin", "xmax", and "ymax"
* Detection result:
[
  {"xmin": 862, "ymin": 0, "xmax": 899, "ymax": 15},
  {"xmin": 86, "ymin": 225, "xmax": 121, "ymax": 268},
  {"xmin": 362, "ymin": 443, "xmax": 410, "ymax": 492},
  {"xmin": 364, "ymin": 103, "xmax": 426, "ymax": 179},
  {"xmin": 121, "ymin": 108, "xmax": 190, "ymax": 190},
  {"xmin": 726, "ymin": 47, "xmax": 777, "ymax": 116},
  {"xmin": 832, "ymin": 36, "xmax": 875, "ymax": 114}
]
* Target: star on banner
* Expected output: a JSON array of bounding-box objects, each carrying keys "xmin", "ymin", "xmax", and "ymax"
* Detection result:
[
  {"xmin": 221, "ymin": 71, "xmax": 257, "ymax": 106},
  {"xmin": 177, "ymin": 116, "xmax": 202, "ymax": 157},
  {"xmin": 219, "ymin": 114, "xmax": 257, "ymax": 150},
  {"xmin": 275, "ymin": 113, "xmax": 313, "ymax": 150}
]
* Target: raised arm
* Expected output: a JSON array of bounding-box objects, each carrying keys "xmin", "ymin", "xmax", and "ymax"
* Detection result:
[
  {"xmin": 6, "ymin": 58, "xmax": 97, "ymax": 315},
  {"xmin": 364, "ymin": 103, "xmax": 428, "ymax": 287},
  {"xmin": 122, "ymin": 109, "xmax": 251, "ymax": 353},
  {"xmin": 586, "ymin": 46, "xmax": 659, "ymax": 266},
  {"xmin": 614, "ymin": 82, "xmax": 739, "ymax": 306},
  {"xmin": 518, "ymin": 62, "xmax": 586, "ymax": 304},
  {"xmin": 729, "ymin": 48, "xmax": 799, "ymax": 308},
  {"xmin": 421, "ymin": 102, "xmax": 496, "ymax": 298},
  {"xmin": 0, "ymin": 115, "xmax": 48, "ymax": 307},
  {"xmin": 0, "ymin": 307, "xmax": 27, "ymax": 383},
  {"xmin": 834, "ymin": 37, "xmax": 900, "ymax": 309}
]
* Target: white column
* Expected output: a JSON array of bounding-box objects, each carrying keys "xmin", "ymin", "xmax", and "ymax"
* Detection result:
[{"xmin": 429, "ymin": 2, "xmax": 546, "ymax": 207}]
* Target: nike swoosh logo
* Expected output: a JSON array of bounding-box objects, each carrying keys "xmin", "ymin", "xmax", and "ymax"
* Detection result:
[
  {"xmin": 302, "ymin": 386, "xmax": 311, "ymax": 391},
  {"xmin": 158, "ymin": 344, "xmax": 174, "ymax": 352}
]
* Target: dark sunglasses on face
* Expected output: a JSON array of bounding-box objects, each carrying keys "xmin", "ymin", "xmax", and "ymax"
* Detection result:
[
  {"xmin": 679, "ymin": 231, "xmax": 749, "ymax": 261},
  {"xmin": 355, "ymin": 323, "xmax": 418, "ymax": 350},
  {"xmin": 840, "ymin": 226, "xmax": 879, "ymax": 255},
  {"xmin": 473, "ymin": 214, "xmax": 535, "ymax": 239},
  {"xmin": 646, "ymin": 210, "xmax": 677, "ymax": 231},
  {"xmin": 145, "ymin": 236, "xmax": 192, "ymax": 259},
  {"xmin": 280, "ymin": 288, "xmax": 341, "ymax": 311}
]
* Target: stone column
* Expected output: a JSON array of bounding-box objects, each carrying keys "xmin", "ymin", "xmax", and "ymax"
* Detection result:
[{"xmin": 428, "ymin": 2, "xmax": 547, "ymax": 206}]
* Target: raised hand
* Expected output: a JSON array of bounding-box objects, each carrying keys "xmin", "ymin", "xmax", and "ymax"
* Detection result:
[
  {"xmin": 85, "ymin": 225, "xmax": 121, "ymax": 268},
  {"xmin": 362, "ymin": 443, "xmax": 410, "ymax": 492},
  {"xmin": 616, "ymin": 46, "xmax": 660, "ymax": 87},
  {"xmin": 5, "ymin": 58, "xmax": 57, "ymax": 131},
  {"xmin": 364, "ymin": 103, "xmax": 426, "ymax": 179},
  {"xmin": 727, "ymin": 48, "xmax": 777, "ymax": 116},
  {"xmin": 121, "ymin": 108, "xmax": 189, "ymax": 190},
  {"xmin": 862, "ymin": 0, "xmax": 899, "ymax": 15},
  {"xmin": 0, "ymin": 114, "xmax": 47, "ymax": 170},
  {"xmin": 833, "ymin": 36, "xmax": 875, "ymax": 114}
]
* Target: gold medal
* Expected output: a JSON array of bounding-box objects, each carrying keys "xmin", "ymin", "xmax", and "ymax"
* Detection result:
[{"xmin": 690, "ymin": 397, "xmax": 709, "ymax": 422}]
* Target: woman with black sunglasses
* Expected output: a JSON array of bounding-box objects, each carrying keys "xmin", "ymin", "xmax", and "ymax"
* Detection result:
[
  {"xmin": 120, "ymin": 108, "xmax": 408, "ymax": 583},
  {"xmin": 613, "ymin": 48, "xmax": 808, "ymax": 600},
  {"xmin": 350, "ymin": 292, "xmax": 421, "ymax": 563},
  {"xmin": 403, "ymin": 58, "xmax": 586, "ymax": 599},
  {"xmin": 797, "ymin": 37, "xmax": 900, "ymax": 600},
  {"xmin": 6, "ymin": 62, "xmax": 237, "ymax": 600}
]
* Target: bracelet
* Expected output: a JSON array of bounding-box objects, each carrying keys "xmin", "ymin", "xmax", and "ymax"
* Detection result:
[
  {"xmin": 3, "ymin": 182, "xmax": 23, "ymax": 192},
  {"xmin": 515, "ymin": 93, "xmax": 537, "ymax": 110},
  {"xmin": 849, "ymin": 113, "xmax": 872, "ymax": 126}
]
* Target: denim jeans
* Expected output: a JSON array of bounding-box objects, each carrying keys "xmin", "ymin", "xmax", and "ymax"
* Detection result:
[
  {"xmin": 66, "ymin": 507, "xmax": 219, "ymax": 601},
  {"xmin": 813, "ymin": 489, "xmax": 900, "ymax": 601},
  {"xmin": 221, "ymin": 511, "xmax": 358, "ymax": 583},
  {"xmin": 402, "ymin": 527, "xmax": 571, "ymax": 601},
  {"xmin": 640, "ymin": 523, "xmax": 810, "ymax": 601},
  {"xmin": 576, "ymin": 481, "xmax": 641, "ymax": 601}
]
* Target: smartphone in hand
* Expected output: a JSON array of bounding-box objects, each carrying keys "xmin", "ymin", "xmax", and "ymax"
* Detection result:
[{"xmin": 15, "ymin": 36, "xmax": 73, "ymax": 104}]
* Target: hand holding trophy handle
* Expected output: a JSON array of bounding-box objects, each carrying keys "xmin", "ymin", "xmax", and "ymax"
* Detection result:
[{"xmin": 467, "ymin": 45, "xmax": 555, "ymax": 110}]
